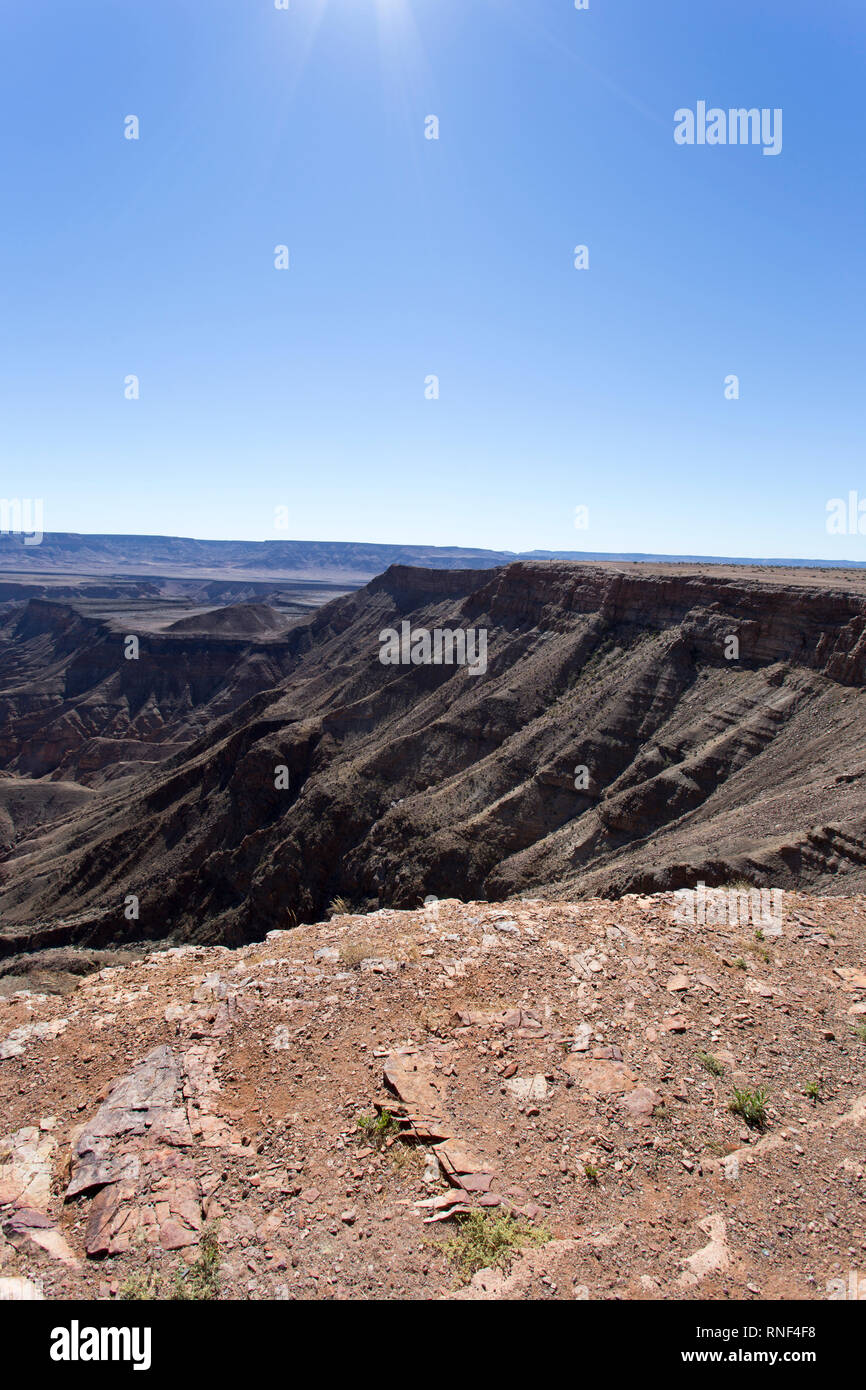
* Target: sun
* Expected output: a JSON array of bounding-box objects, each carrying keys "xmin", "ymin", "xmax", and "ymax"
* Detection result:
[{"xmin": 274, "ymin": 0, "xmax": 428, "ymax": 114}]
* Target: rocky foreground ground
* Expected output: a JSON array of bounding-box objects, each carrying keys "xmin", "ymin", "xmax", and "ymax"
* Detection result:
[{"xmin": 1, "ymin": 891, "xmax": 864, "ymax": 1301}]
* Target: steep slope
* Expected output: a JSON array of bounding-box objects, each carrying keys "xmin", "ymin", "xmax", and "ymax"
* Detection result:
[
  {"xmin": 3, "ymin": 561, "xmax": 866, "ymax": 952},
  {"xmin": 0, "ymin": 599, "xmax": 304, "ymax": 785}
]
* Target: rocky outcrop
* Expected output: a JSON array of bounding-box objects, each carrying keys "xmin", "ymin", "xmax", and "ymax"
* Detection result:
[{"xmin": 0, "ymin": 891, "xmax": 864, "ymax": 1300}]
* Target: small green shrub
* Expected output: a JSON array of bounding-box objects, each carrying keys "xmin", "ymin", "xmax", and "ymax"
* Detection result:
[
  {"xmin": 172, "ymin": 1227, "xmax": 221, "ymax": 1301},
  {"xmin": 118, "ymin": 1226, "xmax": 221, "ymax": 1302},
  {"xmin": 729, "ymin": 1087, "xmax": 769, "ymax": 1130},
  {"xmin": 356, "ymin": 1109, "xmax": 401, "ymax": 1149},
  {"xmin": 443, "ymin": 1209, "xmax": 549, "ymax": 1285}
]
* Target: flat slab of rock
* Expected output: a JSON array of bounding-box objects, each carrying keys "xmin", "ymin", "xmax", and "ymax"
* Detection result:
[
  {"xmin": 662, "ymin": 1015, "xmax": 688, "ymax": 1033},
  {"xmin": 0, "ymin": 1277, "xmax": 45, "ymax": 1300},
  {"xmin": 0, "ymin": 1126, "xmax": 82, "ymax": 1268},
  {"xmin": 504, "ymin": 1074, "xmax": 548, "ymax": 1102},
  {"xmin": 746, "ymin": 978, "xmax": 775, "ymax": 998},
  {"xmin": 680, "ymin": 1214, "xmax": 731, "ymax": 1287},
  {"xmin": 383, "ymin": 1049, "xmax": 444, "ymax": 1116},
  {"xmin": 436, "ymin": 1138, "xmax": 494, "ymax": 1178},
  {"xmin": 564, "ymin": 1057, "xmax": 637, "ymax": 1095},
  {"xmin": 0, "ymin": 1126, "xmax": 56, "ymax": 1208},
  {"xmin": 619, "ymin": 1086, "xmax": 661, "ymax": 1124},
  {"xmin": 0, "ymin": 1018, "xmax": 68, "ymax": 1060},
  {"xmin": 834, "ymin": 966, "xmax": 866, "ymax": 991},
  {"xmin": 75, "ymin": 1045, "xmax": 184, "ymax": 1143},
  {"xmin": 2, "ymin": 1207, "xmax": 80, "ymax": 1268},
  {"xmin": 65, "ymin": 1044, "xmax": 233, "ymax": 1257}
]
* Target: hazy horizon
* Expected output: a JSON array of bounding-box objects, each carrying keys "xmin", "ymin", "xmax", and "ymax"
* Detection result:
[{"xmin": 6, "ymin": 526, "xmax": 866, "ymax": 570}]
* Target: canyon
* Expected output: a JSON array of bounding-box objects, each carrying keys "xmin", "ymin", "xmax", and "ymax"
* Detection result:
[{"xmin": 2, "ymin": 559, "xmax": 866, "ymax": 959}]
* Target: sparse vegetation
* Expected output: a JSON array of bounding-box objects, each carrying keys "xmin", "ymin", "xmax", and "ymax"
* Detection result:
[
  {"xmin": 729, "ymin": 1086, "xmax": 770, "ymax": 1130},
  {"xmin": 356, "ymin": 1109, "xmax": 401, "ymax": 1149},
  {"xmin": 442, "ymin": 1209, "xmax": 549, "ymax": 1285},
  {"xmin": 697, "ymin": 1050, "xmax": 724, "ymax": 1077},
  {"xmin": 328, "ymin": 896, "xmax": 352, "ymax": 918},
  {"xmin": 118, "ymin": 1268, "xmax": 162, "ymax": 1301},
  {"xmin": 340, "ymin": 940, "xmax": 376, "ymax": 969},
  {"xmin": 172, "ymin": 1226, "xmax": 221, "ymax": 1300},
  {"xmin": 704, "ymin": 1139, "xmax": 738, "ymax": 1158},
  {"xmin": 853, "ymin": 1022, "xmax": 866, "ymax": 1043},
  {"xmin": 732, "ymin": 957, "xmax": 747, "ymax": 971},
  {"xmin": 389, "ymin": 1142, "xmax": 424, "ymax": 1174},
  {"xmin": 583, "ymin": 1162, "xmax": 599, "ymax": 1185},
  {"xmin": 804, "ymin": 1079, "xmax": 822, "ymax": 1104},
  {"xmin": 118, "ymin": 1226, "xmax": 221, "ymax": 1302}
]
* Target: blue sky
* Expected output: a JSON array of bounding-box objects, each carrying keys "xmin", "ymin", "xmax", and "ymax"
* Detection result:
[{"xmin": 1, "ymin": 0, "xmax": 864, "ymax": 558}]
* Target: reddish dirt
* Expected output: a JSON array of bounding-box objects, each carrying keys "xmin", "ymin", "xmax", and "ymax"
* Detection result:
[{"xmin": 1, "ymin": 890, "xmax": 864, "ymax": 1301}]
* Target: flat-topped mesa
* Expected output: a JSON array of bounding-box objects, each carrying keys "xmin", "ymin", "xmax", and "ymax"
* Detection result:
[{"xmin": 370, "ymin": 561, "xmax": 866, "ymax": 683}]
